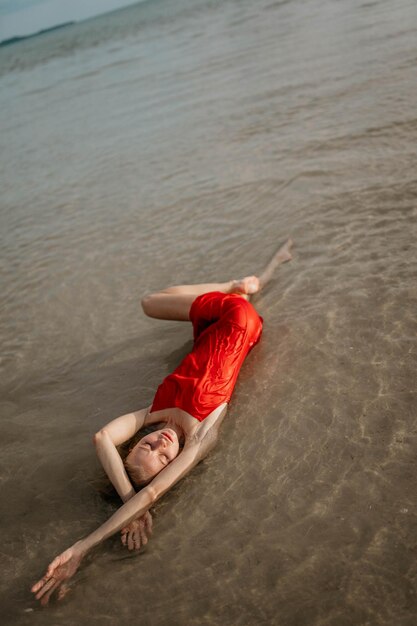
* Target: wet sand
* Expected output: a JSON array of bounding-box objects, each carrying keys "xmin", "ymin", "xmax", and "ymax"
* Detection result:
[{"xmin": 0, "ymin": 0, "xmax": 416, "ymax": 623}]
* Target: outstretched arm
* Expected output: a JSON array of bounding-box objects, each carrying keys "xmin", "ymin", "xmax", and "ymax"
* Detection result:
[
  {"xmin": 31, "ymin": 420, "xmax": 220, "ymax": 605},
  {"xmin": 80, "ymin": 438, "xmax": 209, "ymax": 552}
]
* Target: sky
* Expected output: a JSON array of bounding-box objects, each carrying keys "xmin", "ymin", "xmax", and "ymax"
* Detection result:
[{"xmin": 0, "ymin": 0, "xmax": 146, "ymax": 41}]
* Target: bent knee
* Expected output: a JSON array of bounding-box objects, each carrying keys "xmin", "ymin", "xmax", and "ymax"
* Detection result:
[
  {"xmin": 141, "ymin": 293, "xmax": 155, "ymax": 317},
  {"xmin": 141, "ymin": 291, "xmax": 169, "ymax": 317},
  {"xmin": 226, "ymin": 297, "xmax": 261, "ymax": 333}
]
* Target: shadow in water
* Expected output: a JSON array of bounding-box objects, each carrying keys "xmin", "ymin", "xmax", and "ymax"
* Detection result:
[{"xmin": 0, "ymin": 326, "xmax": 197, "ymax": 617}]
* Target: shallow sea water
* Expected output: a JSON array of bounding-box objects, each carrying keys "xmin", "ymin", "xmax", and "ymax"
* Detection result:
[{"xmin": 0, "ymin": 0, "xmax": 416, "ymax": 624}]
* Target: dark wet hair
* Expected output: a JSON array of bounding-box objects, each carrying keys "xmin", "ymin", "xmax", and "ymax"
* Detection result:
[{"xmin": 124, "ymin": 457, "xmax": 154, "ymax": 488}]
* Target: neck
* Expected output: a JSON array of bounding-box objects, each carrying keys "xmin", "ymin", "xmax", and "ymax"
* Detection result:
[{"xmin": 161, "ymin": 420, "xmax": 185, "ymax": 444}]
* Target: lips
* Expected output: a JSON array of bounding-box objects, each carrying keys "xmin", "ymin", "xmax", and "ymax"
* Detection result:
[{"xmin": 162, "ymin": 431, "xmax": 174, "ymax": 443}]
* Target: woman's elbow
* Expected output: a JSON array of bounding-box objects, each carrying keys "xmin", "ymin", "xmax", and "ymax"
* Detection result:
[{"xmin": 92, "ymin": 429, "xmax": 106, "ymax": 446}]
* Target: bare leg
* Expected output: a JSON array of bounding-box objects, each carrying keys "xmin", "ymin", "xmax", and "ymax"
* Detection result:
[
  {"xmin": 141, "ymin": 281, "xmax": 237, "ymax": 321},
  {"xmin": 141, "ymin": 239, "xmax": 293, "ymax": 321},
  {"xmin": 230, "ymin": 238, "xmax": 293, "ymax": 294},
  {"xmin": 258, "ymin": 237, "xmax": 293, "ymax": 289}
]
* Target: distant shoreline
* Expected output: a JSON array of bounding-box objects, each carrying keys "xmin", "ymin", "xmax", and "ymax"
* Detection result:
[{"xmin": 0, "ymin": 21, "xmax": 75, "ymax": 47}]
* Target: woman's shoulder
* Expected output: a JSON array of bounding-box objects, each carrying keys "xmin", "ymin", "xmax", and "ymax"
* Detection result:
[{"xmin": 191, "ymin": 403, "xmax": 228, "ymax": 441}]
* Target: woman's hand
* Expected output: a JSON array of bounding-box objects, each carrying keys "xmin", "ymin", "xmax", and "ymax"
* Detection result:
[
  {"xmin": 31, "ymin": 541, "xmax": 85, "ymax": 606},
  {"xmin": 120, "ymin": 510, "xmax": 153, "ymax": 551}
]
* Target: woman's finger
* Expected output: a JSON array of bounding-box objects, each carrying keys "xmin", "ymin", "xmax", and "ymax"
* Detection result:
[
  {"xmin": 31, "ymin": 575, "xmax": 48, "ymax": 594},
  {"xmin": 35, "ymin": 577, "xmax": 56, "ymax": 601},
  {"xmin": 127, "ymin": 531, "xmax": 135, "ymax": 551},
  {"xmin": 40, "ymin": 580, "xmax": 60, "ymax": 606},
  {"xmin": 133, "ymin": 531, "xmax": 141, "ymax": 550},
  {"xmin": 145, "ymin": 512, "xmax": 153, "ymax": 535},
  {"xmin": 139, "ymin": 526, "xmax": 148, "ymax": 546},
  {"xmin": 57, "ymin": 583, "xmax": 70, "ymax": 601},
  {"xmin": 46, "ymin": 555, "xmax": 62, "ymax": 576}
]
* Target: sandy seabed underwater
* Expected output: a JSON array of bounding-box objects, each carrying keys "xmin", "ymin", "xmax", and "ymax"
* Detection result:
[{"xmin": 0, "ymin": 0, "xmax": 416, "ymax": 624}]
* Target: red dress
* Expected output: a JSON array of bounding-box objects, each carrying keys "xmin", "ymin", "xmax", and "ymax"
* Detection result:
[{"xmin": 151, "ymin": 292, "xmax": 263, "ymax": 421}]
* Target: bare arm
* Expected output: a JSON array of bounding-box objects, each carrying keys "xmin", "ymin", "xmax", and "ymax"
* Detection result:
[
  {"xmin": 82, "ymin": 425, "xmax": 218, "ymax": 552},
  {"xmin": 31, "ymin": 422, "xmax": 220, "ymax": 605},
  {"xmin": 93, "ymin": 406, "xmax": 151, "ymax": 503}
]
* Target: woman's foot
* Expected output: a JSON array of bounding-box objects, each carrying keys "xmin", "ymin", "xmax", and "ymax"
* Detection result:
[
  {"xmin": 276, "ymin": 238, "xmax": 293, "ymax": 263},
  {"xmin": 231, "ymin": 238, "xmax": 293, "ymax": 296},
  {"xmin": 231, "ymin": 275, "xmax": 260, "ymax": 295},
  {"xmin": 258, "ymin": 238, "xmax": 293, "ymax": 288}
]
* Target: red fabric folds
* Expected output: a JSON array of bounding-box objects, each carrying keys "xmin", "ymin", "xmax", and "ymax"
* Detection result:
[{"xmin": 151, "ymin": 292, "xmax": 263, "ymax": 421}]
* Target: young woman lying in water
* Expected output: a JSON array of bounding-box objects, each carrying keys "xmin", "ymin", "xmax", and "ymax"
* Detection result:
[{"xmin": 31, "ymin": 239, "xmax": 293, "ymax": 605}]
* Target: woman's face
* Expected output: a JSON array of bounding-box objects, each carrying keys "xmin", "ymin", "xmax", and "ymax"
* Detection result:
[{"xmin": 126, "ymin": 428, "xmax": 180, "ymax": 480}]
